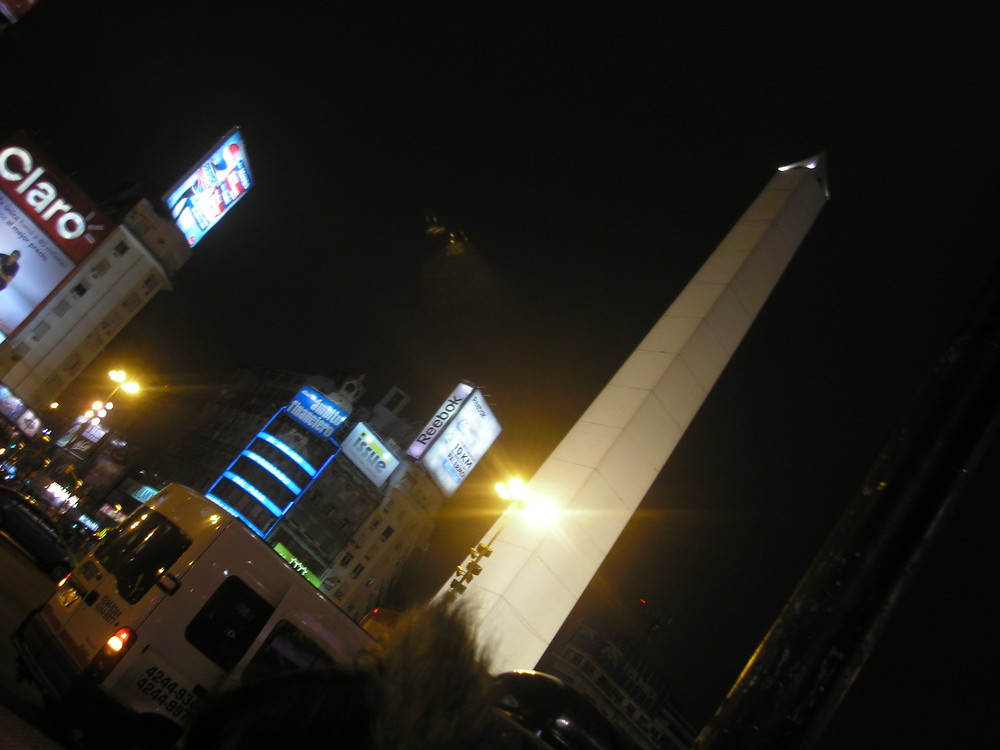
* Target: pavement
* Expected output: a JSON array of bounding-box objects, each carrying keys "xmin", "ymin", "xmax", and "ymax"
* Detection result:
[{"xmin": 0, "ymin": 702, "xmax": 66, "ymax": 749}]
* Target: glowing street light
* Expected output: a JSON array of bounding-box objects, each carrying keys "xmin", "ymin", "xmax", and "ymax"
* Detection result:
[
  {"xmin": 445, "ymin": 477, "xmax": 559, "ymax": 600},
  {"xmin": 65, "ymin": 369, "xmax": 141, "ymax": 448},
  {"xmin": 85, "ymin": 371, "xmax": 140, "ymax": 429}
]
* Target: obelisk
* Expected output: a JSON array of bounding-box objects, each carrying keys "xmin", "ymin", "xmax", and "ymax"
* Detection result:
[{"xmin": 448, "ymin": 156, "xmax": 829, "ymax": 673}]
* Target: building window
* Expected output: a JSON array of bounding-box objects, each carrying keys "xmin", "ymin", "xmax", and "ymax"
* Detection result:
[
  {"xmin": 112, "ymin": 241, "xmax": 130, "ymax": 257},
  {"xmin": 564, "ymin": 647, "xmax": 582, "ymax": 666},
  {"xmin": 596, "ymin": 675, "xmax": 624, "ymax": 706},
  {"xmin": 53, "ymin": 299, "xmax": 71, "ymax": 317},
  {"xmin": 368, "ymin": 518, "xmax": 381, "ymax": 531},
  {"xmin": 71, "ymin": 283, "xmax": 88, "ymax": 298},
  {"xmin": 31, "ymin": 321, "xmax": 50, "ymax": 341},
  {"xmin": 45, "ymin": 373, "xmax": 64, "ymax": 393},
  {"xmin": 351, "ymin": 564, "xmax": 365, "ymax": 579},
  {"xmin": 141, "ymin": 273, "xmax": 160, "ymax": 296},
  {"xmin": 339, "ymin": 552, "xmax": 354, "ymax": 567},
  {"xmin": 122, "ymin": 292, "xmax": 141, "ymax": 312},
  {"xmin": 380, "ymin": 526, "xmax": 395, "ymax": 541},
  {"xmin": 100, "ymin": 311, "xmax": 122, "ymax": 337},
  {"xmin": 90, "ymin": 259, "xmax": 110, "ymax": 278},
  {"xmin": 61, "ymin": 351, "xmax": 82, "ymax": 376}
]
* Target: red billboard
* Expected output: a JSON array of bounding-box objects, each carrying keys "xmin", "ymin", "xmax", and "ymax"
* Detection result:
[
  {"xmin": 1, "ymin": 0, "xmax": 46, "ymax": 24},
  {"xmin": 0, "ymin": 131, "xmax": 111, "ymax": 337}
]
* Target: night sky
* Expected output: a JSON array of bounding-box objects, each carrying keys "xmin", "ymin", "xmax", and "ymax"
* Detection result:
[{"xmin": 2, "ymin": 2, "xmax": 996, "ymax": 745}]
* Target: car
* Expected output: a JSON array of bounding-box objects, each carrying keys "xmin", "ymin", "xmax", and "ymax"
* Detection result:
[
  {"xmin": 0, "ymin": 485, "xmax": 72, "ymax": 580},
  {"xmin": 493, "ymin": 670, "xmax": 638, "ymax": 750}
]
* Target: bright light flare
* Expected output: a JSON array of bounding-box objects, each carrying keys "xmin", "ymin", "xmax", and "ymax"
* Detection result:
[
  {"xmin": 519, "ymin": 496, "xmax": 560, "ymax": 528},
  {"xmin": 107, "ymin": 627, "xmax": 133, "ymax": 652},
  {"xmin": 495, "ymin": 478, "xmax": 525, "ymax": 502}
]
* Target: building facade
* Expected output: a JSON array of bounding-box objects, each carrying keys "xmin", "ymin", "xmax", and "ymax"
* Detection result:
[
  {"xmin": 539, "ymin": 619, "xmax": 697, "ymax": 750},
  {"xmin": 0, "ymin": 198, "xmax": 191, "ymax": 417},
  {"xmin": 146, "ymin": 366, "xmax": 447, "ymax": 620}
]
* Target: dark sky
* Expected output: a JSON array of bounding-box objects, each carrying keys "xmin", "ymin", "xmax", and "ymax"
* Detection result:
[{"xmin": 3, "ymin": 2, "xmax": 997, "ymax": 745}]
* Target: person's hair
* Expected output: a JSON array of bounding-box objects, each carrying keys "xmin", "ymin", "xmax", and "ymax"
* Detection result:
[{"xmin": 183, "ymin": 600, "xmax": 505, "ymax": 750}]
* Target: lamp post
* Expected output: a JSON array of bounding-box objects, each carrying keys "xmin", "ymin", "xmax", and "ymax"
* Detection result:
[
  {"xmin": 64, "ymin": 369, "xmax": 140, "ymax": 453},
  {"xmin": 444, "ymin": 478, "xmax": 558, "ymax": 600}
]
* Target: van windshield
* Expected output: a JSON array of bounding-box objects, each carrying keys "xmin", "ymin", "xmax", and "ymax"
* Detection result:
[{"xmin": 94, "ymin": 509, "xmax": 193, "ymax": 605}]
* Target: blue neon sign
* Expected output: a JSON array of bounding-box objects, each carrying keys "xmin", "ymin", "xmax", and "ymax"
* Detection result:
[{"xmin": 286, "ymin": 386, "xmax": 348, "ymax": 438}]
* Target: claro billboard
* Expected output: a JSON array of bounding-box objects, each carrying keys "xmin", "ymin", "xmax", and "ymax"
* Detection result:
[
  {"xmin": 0, "ymin": 131, "xmax": 111, "ymax": 338},
  {"xmin": 163, "ymin": 127, "xmax": 253, "ymax": 248},
  {"xmin": 419, "ymin": 387, "xmax": 501, "ymax": 497}
]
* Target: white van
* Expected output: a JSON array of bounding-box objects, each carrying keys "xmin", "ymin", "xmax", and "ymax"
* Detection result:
[{"xmin": 14, "ymin": 484, "xmax": 374, "ymax": 749}]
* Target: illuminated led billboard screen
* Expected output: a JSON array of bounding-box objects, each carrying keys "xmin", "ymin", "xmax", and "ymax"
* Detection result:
[
  {"xmin": 163, "ymin": 127, "xmax": 253, "ymax": 248},
  {"xmin": 0, "ymin": 132, "xmax": 111, "ymax": 338},
  {"xmin": 421, "ymin": 388, "xmax": 501, "ymax": 497},
  {"xmin": 342, "ymin": 422, "xmax": 400, "ymax": 488}
]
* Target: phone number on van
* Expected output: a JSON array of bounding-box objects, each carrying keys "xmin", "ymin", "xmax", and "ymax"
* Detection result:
[{"xmin": 134, "ymin": 667, "xmax": 198, "ymax": 719}]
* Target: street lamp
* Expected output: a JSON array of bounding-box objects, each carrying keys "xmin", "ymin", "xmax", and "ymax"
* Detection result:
[
  {"xmin": 445, "ymin": 477, "xmax": 558, "ymax": 600},
  {"xmin": 65, "ymin": 369, "xmax": 141, "ymax": 449},
  {"xmin": 83, "ymin": 371, "xmax": 140, "ymax": 429}
]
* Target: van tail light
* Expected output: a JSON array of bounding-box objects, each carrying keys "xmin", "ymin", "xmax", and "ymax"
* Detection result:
[{"xmin": 83, "ymin": 627, "xmax": 136, "ymax": 683}]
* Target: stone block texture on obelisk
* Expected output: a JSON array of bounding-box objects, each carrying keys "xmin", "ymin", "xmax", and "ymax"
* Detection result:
[{"xmin": 451, "ymin": 157, "xmax": 829, "ymax": 673}]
